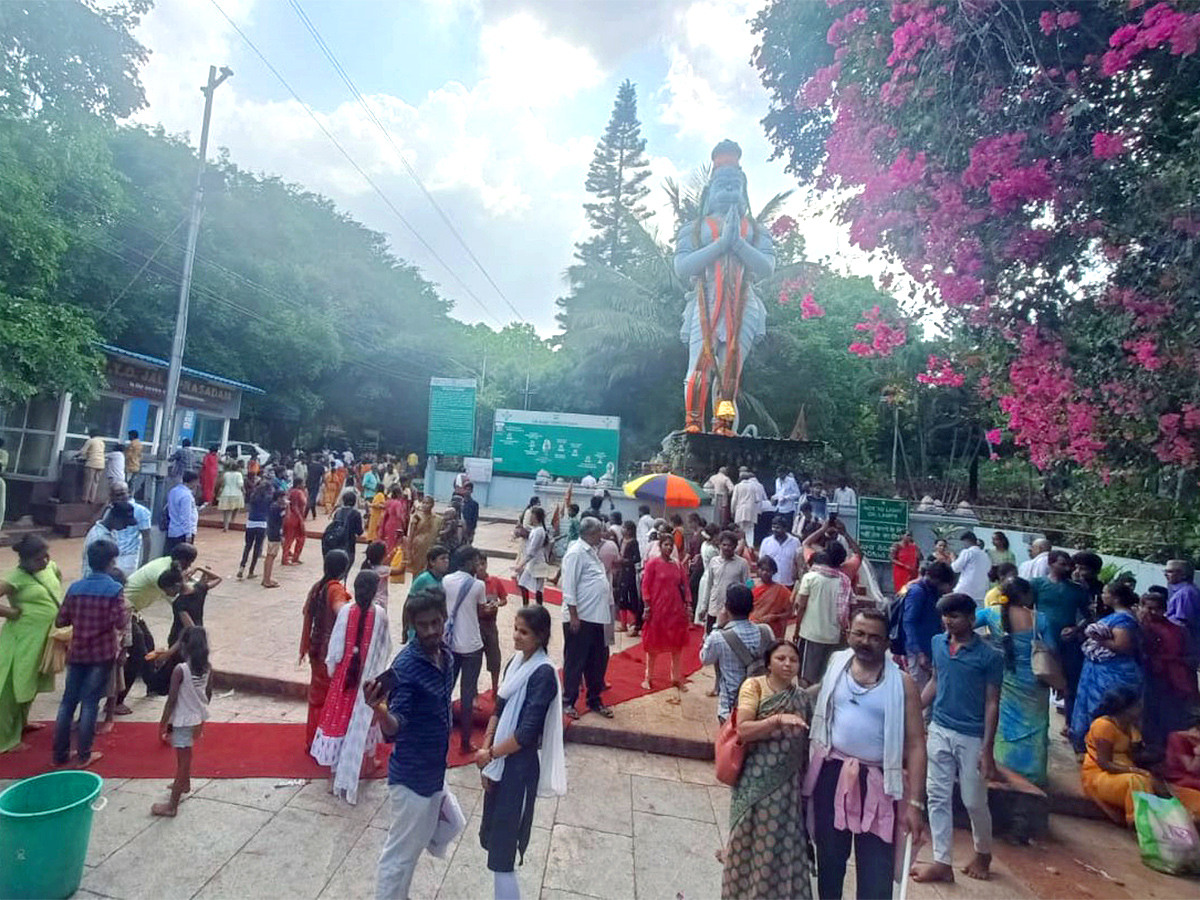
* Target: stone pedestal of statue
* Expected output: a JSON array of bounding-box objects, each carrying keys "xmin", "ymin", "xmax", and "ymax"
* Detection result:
[{"xmin": 660, "ymin": 430, "xmax": 827, "ymax": 484}]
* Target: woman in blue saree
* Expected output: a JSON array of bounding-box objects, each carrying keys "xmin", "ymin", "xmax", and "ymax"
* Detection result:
[
  {"xmin": 1069, "ymin": 581, "xmax": 1142, "ymax": 753},
  {"xmin": 976, "ymin": 577, "xmax": 1051, "ymax": 786}
]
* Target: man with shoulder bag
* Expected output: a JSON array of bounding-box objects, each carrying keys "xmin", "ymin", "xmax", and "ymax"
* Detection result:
[{"xmin": 700, "ymin": 584, "xmax": 774, "ymax": 723}]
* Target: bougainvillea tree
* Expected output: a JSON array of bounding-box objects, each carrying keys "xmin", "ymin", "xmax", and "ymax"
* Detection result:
[{"xmin": 752, "ymin": 0, "xmax": 1200, "ymax": 475}]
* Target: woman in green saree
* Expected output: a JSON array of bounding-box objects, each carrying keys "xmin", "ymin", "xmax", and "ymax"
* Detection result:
[
  {"xmin": 0, "ymin": 534, "xmax": 61, "ymax": 752},
  {"xmin": 722, "ymin": 640, "xmax": 813, "ymax": 900},
  {"xmin": 975, "ymin": 576, "xmax": 1050, "ymax": 786}
]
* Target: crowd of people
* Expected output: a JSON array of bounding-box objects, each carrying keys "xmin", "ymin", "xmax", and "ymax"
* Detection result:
[{"xmin": 5, "ymin": 444, "xmax": 1200, "ymax": 898}]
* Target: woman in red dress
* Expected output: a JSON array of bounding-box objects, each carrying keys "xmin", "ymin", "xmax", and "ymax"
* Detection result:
[
  {"xmin": 200, "ymin": 445, "xmax": 220, "ymax": 505},
  {"xmin": 310, "ymin": 569, "xmax": 392, "ymax": 804},
  {"xmin": 889, "ymin": 531, "xmax": 919, "ymax": 593},
  {"xmin": 379, "ymin": 485, "xmax": 409, "ymax": 556},
  {"xmin": 640, "ymin": 534, "xmax": 691, "ymax": 700}
]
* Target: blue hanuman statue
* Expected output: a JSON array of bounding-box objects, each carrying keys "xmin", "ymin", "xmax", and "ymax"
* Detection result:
[{"xmin": 674, "ymin": 140, "xmax": 775, "ymax": 435}]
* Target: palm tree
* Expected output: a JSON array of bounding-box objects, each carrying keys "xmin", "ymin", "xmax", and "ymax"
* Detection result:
[{"xmin": 664, "ymin": 164, "xmax": 793, "ymax": 232}]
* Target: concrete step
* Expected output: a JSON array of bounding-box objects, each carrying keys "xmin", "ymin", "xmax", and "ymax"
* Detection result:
[
  {"xmin": 53, "ymin": 521, "xmax": 93, "ymax": 538},
  {"xmin": 32, "ymin": 501, "xmax": 103, "ymax": 528},
  {"xmin": 0, "ymin": 525, "xmax": 55, "ymax": 548}
]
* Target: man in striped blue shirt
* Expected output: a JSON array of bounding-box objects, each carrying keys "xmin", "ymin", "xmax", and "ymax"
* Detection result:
[{"xmin": 367, "ymin": 587, "xmax": 454, "ymax": 900}]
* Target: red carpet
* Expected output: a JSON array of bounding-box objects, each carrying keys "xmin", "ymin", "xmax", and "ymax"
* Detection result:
[
  {"xmin": 0, "ymin": 627, "xmax": 707, "ymax": 781},
  {"xmin": 0, "ymin": 722, "xmax": 330, "ymax": 781},
  {"xmin": 493, "ymin": 577, "xmax": 562, "ymax": 605}
]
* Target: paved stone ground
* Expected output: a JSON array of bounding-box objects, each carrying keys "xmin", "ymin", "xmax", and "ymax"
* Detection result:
[
  {"xmin": 6, "ymin": 519, "xmax": 1197, "ymax": 898},
  {"xmin": 1, "ymin": 733, "xmax": 1180, "ymax": 900},
  {"xmin": 13, "ymin": 689, "xmax": 1190, "ymax": 900}
]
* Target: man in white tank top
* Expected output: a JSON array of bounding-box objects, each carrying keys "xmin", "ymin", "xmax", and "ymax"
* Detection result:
[{"xmin": 804, "ymin": 609, "xmax": 928, "ymax": 900}]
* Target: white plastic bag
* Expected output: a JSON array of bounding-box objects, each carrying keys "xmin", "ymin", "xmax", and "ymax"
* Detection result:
[{"xmin": 426, "ymin": 790, "xmax": 465, "ymax": 859}]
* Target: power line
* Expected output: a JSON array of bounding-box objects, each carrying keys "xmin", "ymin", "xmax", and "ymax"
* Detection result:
[
  {"xmin": 288, "ymin": 0, "xmax": 528, "ymax": 325},
  {"xmin": 208, "ymin": 0, "xmax": 508, "ymax": 328},
  {"xmin": 99, "ymin": 214, "xmax": 188, "ymax": 317}
]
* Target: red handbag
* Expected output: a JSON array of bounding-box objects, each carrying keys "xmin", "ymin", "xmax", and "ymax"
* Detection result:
[{"xmin": 714, "ymin": 708, "xmax": 745, "ymax": 786}]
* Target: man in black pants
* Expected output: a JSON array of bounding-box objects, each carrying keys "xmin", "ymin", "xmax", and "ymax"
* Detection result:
[
  {"xmin": 305, "ymin": 453, "xmax": 325, "ymax": 519},
  {"xmin": 441, "ymin": 545, "xmax": 486, "ymax": 755},
  {"xmin": 807, "ymin": 609, "xmax": 927, "ymax": 900},
  {"xmin": 561, "ymin": 517, "xmax": 614, "ymax": 719}
]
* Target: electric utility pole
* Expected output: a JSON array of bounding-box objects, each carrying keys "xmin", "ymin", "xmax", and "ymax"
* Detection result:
[
  {"xmin": 521, "ymin": 372, "xmax": 536, "ymax": 410},
  {"xmin": 152, "ymin": 65, "xmax": 232, "ymax": 534}
]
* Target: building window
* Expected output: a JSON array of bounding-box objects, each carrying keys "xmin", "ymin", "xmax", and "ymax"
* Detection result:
[
  {"xmin": 193, "ymin": 414, "xmax": 224, "ymax": 450},
  {"xmin": 0, "ymin": 397, "xmax": 60, "ymax": 477},
  {"xmin": 66, "ymin": 394, "xmax": 124, "ymax": 442}
]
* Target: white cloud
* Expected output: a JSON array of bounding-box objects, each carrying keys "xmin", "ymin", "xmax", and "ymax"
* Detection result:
[
  {"xmin": 130, "ymin": 0, "xmax": 605, "ymax": 331},
  {"xmin": 657, "ymin": 50, "xmax": 733, "ymax": 142},
  {"xmin": 128, "ymin": 0, "xmax": 882, "ymax": 335},
  {"xmin": 479, "ymin": 13, "xmax": 605, "ymax": 106}
]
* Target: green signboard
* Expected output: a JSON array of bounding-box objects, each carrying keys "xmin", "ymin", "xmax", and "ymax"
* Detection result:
[
  {"xmin": 427, "ymin": 377, "xmax": 476, "ymax": 456},
  {"xmin": 857, "ymin": 497, "xmax": 909, "ymax": 561},
  {"xmin": 491, "ymin": 409, "xmax": 620, "ymax": 479}
]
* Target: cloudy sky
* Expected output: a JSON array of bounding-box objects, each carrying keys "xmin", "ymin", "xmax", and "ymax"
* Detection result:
[{"xmin": 133, "ymin": 0, "xmax": 854, "ymax": 333}]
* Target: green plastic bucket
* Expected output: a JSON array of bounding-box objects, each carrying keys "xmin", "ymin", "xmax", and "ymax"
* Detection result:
[{"xmin": 0, "ymin": 771, "xmax": 105, "ymax": 900}]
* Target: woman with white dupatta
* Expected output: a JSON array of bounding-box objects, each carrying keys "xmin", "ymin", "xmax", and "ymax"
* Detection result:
[
  {"xmin": 475, "ymin": 605, "xmax": 566, "ymax": 900},
  {"xmin": 310, "ymin": 569, "xmax": 392, "ymax": 805}
]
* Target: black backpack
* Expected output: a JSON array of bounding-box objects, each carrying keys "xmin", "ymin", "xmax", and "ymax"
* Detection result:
[
  {"xmin": 322, "ymin": 507, "xmax": 351, "ymax": 557},
  {"xmin": 888, "ymin": 583, "xmax": 910, "ymax": 657}
]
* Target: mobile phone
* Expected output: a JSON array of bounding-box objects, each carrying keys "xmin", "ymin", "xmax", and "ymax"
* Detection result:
[{"xmin": 374, "ymin": 668, "xmax": 399, "ymax": 697}]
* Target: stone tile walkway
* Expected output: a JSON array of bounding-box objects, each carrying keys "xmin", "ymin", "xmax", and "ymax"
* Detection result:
[{"xmin": 2, "ymin": 738, "xmax": 1176, "ymax": 900}]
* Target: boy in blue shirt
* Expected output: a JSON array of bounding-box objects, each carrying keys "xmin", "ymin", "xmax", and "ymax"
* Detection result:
[{"xmin": 913, "ymin": 592, "xmax": 1003, "ymax": 884}]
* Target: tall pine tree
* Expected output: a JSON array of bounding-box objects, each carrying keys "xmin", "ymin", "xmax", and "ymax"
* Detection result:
[{"xmin": 578, "ymin": 80, "xmax": 651, "ymax": 271}]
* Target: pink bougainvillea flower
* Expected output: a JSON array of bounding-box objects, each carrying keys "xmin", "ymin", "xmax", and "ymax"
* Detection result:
[
  {"xmin": 1091, "ymin": 132, "xmax": 1128, "ymax": 159},
  {"xmin": 916, "ymin": 354, "xmax": 966, "ymax": 387},
  {"xmin": 848, "ymin": 306, "xmax": 906, "ymax": 357},
  {"xmin": 1123, "ymin": 336, "xmax": 1164, "ymax": 371},
  {"xmin": 985, "ymin": 428, "xmax": 1002, "ymax": 445},
  {"xmin": 770, "ymin": 215, "xmax": 798, "ymax": 237},
  {"xmin": 800, "ymin": 293, "xmax": 825, "ymax": 319},
  {"xmin": 777, "ymin": 276, "xmax": 807, "ymax": 305}
]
